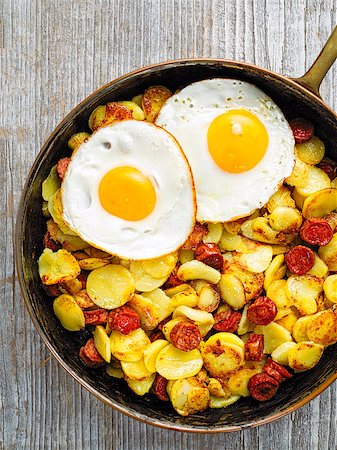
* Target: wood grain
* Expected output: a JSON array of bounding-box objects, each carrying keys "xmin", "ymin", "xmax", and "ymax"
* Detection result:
[{"xmin": 1, "ymin": 0, "xmax": 337, "ymax": 449}]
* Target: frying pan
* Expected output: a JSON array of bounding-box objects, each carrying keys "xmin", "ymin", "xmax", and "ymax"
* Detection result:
[{"xmin": 16, "ymin": 27, "xmax": 337, "ymax": 432}]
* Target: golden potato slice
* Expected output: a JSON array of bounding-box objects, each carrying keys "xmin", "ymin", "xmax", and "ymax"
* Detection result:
[
  {"xmin": 264, "ymin": 254, "xmax": 286, "ymax": 291},
  {"xmin": 172, "ymin": 305, "xmax": 214, "ymax": 336},
  {"xmin": 46, "ymin": 220, "xmax": 89, "ymax": 252},
  {"xmin": 143, "ymin": 339, "xmax": 169, "ymax": 373},
  {"xmin": 254, "ymin": 322, "xmax": 293, "ymax": 354},
  {"xmin": 210, "ymin": 394, "xmax": 240, "ymax": 409},
  {"xmin": 332, "ymin": 178, "xmax": 337, "ymax": 189},
  {"xmin": 197, "ymin": 284, "xmax": 220, "ymax": 312},
  {"xmin": 142, "ymin": 85, "xmax": 172, "ymax": 122},
  {"xmin": 129, "ymin": 261, "xmax": 168, "ymax": 292},
  {"xmin": 127, "ymin": 294, "xmax": 160, "ymax": 330},
  {"xmin": 48, "ymin": 190, "xmax": 77, "ymax": 236},
  {"xmin": 79, "ymin": 257, "xmax": 111, "ymax": 271},
  {"xmin": 110, "ymin": 328, "xmax": 150, "ymax": 362},
  {"xmin": 234, "ymin": 237, "xmax": 273, "ymax": 273},
  {"xmin": 223, "ymin": 210, "xmax": 260, "ymax": 235},
  {"xmin": 164, "ymin": 283, "xmax": 191, "ymax": 297},
  {"xmin": 177, "ymin": 260, "xmax": 221, "ymax": 284},
  {"xmin": 288, "ymin": 341, "xmax": 324, "ymax": 372},
  {"xmin": 102, "ymin": 102, "xmax": 133, "ymax": 127},
  {"xmin": 88, "ymin": 105, "xmax": 106, "ymax": 130},
  {"xmin": 218, "ymin": 229, "xmax": 242, "ymax": 252},
  {"xmin": 306, "ymin": 252, "xmax": 329, "ymax": 278},
  {"xmin": 213, "ymin": 331, "xmax": 245, "ymax": 349},
  {"xmin": 83, "ymin": 247, "xmax": 112, "ymax": 259},
  {"xmin": 42, "ymin": 200, "xmax": 50, "ymax": 218},
  {"xmin": 94, "ymin": 325, "xmax": 111, "ymax": 362},
  {"xmin": 60, "ymin": 277, "xmax": 82, "ymax": 295},
  {"xmin": 270, "ymin": 244, "xmax": 289, "ymax": 255},
  {"xmin": 125, "ymin": 374, "xmax": 156, "ymax": 396},
  {"xmin": 326, "ymin": 212, "xmax": 337, "ymax": 231},
  {"xmin": 276, "ymin": 308, "xmax": 300, "ymax": 333},
  {"xmin": 275, "ymin": 307, "xmax": 293, "ymax": 321},
  {"xmin": 271, "ymin": 341, "xmax": 297, "ymax": 365},
  {"xmin": 169, "ymin": 287, "xmax": 199, "ymax": 309},
  {"xmin": 222, "ymin": 262, "xmax": 264, "ymax": 301},
  {"xmin": 296, "ymin": 136, "xmax": 325, "ymax": 165},
  {"xmin": 228, "ymin": 369, "xmax": 260, "ymax": 397},
  {"xmin": 106, "ymin": 365, "xmax": 124, "ymax": 379},
  {"xmin": 119, "ymin": 100, "xmax": 145, "ymax": 120},
  {"xmin": 67, "ymin": 131, "xmax": 90, "ymax": 151},
  {"xmin": 179, "ymin": 249, "xmax": 195, "ymax": 264},
  {"xmin": 237, "ymin": 305, "xmax": 254, "ymax": 335},
  {"xmin": 241, "ymin": 217, "xmax": 279, "ymax": 244},
  {"xmin": 285, "ymin": 275, "xmax": 323, "ymax": 316},
  {"xmin": 156, "ymin": 344, "xmax": 203, "ymax": 380},
  {"xmin": 162, "ymin": 317, "xmax": 187, "ymax": 341},
  {"xmin": 53, "ymin": 294, "xmax": 85, "ymax": 331},
  {"xmin": 292, "ymin": 188, "xmax": 306, "ymax": 210},
  {"xmin": 285, "ymin": 154, "xmax": 309, "ymax": 188},
  {"xmin": 318, "ymin": 233, "xmax": 337, "ymax": 271},
  {"xmin": 218, "ymin": 273, "xmax": 246, "ymax": 309},
  {"xmin": 323, "ymin": 274, "xmax": 337, "ymax": 303},
  {"xmin": 266, "ymin": 185, "xmax": 296, "ymax": 213},
  {"xmin": 73, "ymin": 289, "xmax": 95, "ymax": 309},
  {"xmin": 168, "ymin": 378, "xmax": 210, "ymax": 416},
  {"xmin": 39, "ymin": 248, "xmax": 80, "ymax": 285},
  {"xmin": 207, "ymin": 378, "xmax": 231, "ymax": 398},
  {"xmin": 141, "ymin": 288, "xmax": 174, "ymax": 322},
  {"xmin": 296, "ymin": 166, "xmax": 331, "ymax": 197},
  {"xmin": 306, "ymin": 308, "xmax": 337, "ymax": 346},
  {"xmin": 201, "ymin": 333, "xmax": 244, "ymax": 378},
  {"xmin": 268, "ymin": 206, "xmax": 303, "ymax": 233},
  {"xmin": 292, "ymin": 316, "xmax": 312, "ymax": 342},
  {"xmin": 87, "ymin": 264, "xmax": 135, "ymax": 309},
  {"xmin": 203, "ymin": 222, "xmax": 223, "ymax": 244},
  {"xmin": 131, "ymin": 94, "xmax": 143, "ymax": 107},
  {"xmin": 42, "ymin": 165, "xmax": 60, "ymax": 201},
  {"xmin": 266, "ymin": 279, "xmax": 291, "ymax": 309},
  {"xmin": 141, "ymin": 253, "xmax": 178, "ymax": 279},
  {"xmin": 121, "ymin": 358, "xmax": 154, "ymax": 381},
  {"xmin": 302, "ymin": 188, "xmax": 337, "ymax": 219}
]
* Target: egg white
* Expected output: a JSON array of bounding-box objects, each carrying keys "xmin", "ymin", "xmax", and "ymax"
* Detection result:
[
  {"xmin": 61, "ymin": 120, "xmax": 196, "ymax": 259},
  {"xmin": 156, "ymin": 78, "xmax": 295, "ymax": 222}
]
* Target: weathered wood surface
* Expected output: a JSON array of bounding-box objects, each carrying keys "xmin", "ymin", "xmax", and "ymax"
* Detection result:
[{"xmin": 1, "ymin": 0, "xmax": 337, "ymax": 449}]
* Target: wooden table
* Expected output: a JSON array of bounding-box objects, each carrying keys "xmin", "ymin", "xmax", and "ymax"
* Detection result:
[{"xmin": 1, "ymin": 1, "xmax": 337, "ymax": 448}]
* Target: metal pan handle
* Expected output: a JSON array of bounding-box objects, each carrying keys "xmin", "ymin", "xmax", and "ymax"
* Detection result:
[{"xmin": 293, "ymin": 26, "xmax": 337, "ymax": 97}]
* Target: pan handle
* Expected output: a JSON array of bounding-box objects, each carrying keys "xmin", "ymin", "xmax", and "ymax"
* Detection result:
[{"xmin": 293, "ymin": 26, "xmax": 337, "ymax": 97}]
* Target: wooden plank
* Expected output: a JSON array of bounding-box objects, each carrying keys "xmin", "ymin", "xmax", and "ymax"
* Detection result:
[{"xmin": 1, "ymin": 0, "xmax": 336, "ymax": 449}]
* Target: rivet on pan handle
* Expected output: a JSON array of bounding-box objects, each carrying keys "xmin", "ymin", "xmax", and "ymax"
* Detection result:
[{"xmin": 293, "ymin": 26, "xmax": 337, "ymax": 98}]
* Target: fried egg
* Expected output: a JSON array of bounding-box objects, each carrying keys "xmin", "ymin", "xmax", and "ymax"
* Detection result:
[
  {"xmin": 156, "ymin": 78, "xmax": 295, "ymax": 222},
  {"xmin": 61, "ymin": 120, "xmax": 196, "ymax": 259}
]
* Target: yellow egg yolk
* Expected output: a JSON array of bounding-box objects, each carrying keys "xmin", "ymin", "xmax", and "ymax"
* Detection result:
[
  {"xmin": 207, "ymin": 109, "xmax": 269, "ymax": 173},
  {"xmin": 99, "ymin": 166, "xmax": 156, "ymax": 221}
]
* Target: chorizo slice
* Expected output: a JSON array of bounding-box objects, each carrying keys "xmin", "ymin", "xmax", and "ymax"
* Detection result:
[
  {"xmin": 263, "ymin": 358, "xmax": 292, "ymax": 383},
  {"xmin": 247, "ymin": 296, "xmax": 277, "ymax": 325},
  {"xmin": 107, "ymin": 306, "xmax": 141, "ymax": 335},
  {"xmin": 300, "ymin": 218, "xmax": 333, "ymax": 246},
  {"xmin": 285, "ymin": 245, "xmax": 315, "ymax": 275},
  {"xmin": 195, "ymin": 242, "xmax": 223, "ymax": 271},
  {"xmin": 248, "ymin": 373, "xmax": 279, "ymax": 401},
  {"xmin": 244, "ymin": 333, "xmax": 264, "ymax": 362},
  {"xmin": 79, "ymin": 338, "xmax": 104, "ymax": 367},
  {"xmin": 213, "ymin": 310, "xmax": 241, "ymax": 332},
  {"xmin": 170, "ymin": 321, "xmax": 201, "ymax": 352}
]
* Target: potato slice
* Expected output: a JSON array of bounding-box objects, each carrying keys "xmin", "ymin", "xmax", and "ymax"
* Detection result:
[
  {"xmin": 268, "ymin": 207, "xmax": 302, "ymax": 233},
  {"xmin": 285, "ymin": 154, "xmax": 309, "ymax": 188},
  {"xmin": 218, "ymin": 229, "xmax": 242, "ymax": 252},
  {"xmin": 218, "ymin": 273, "xmax": 246, "ymax": 309},
  {"xmin": 241, "ymin": 217, "xmax": 279, "ymax": 244},
  {"xmin": 94, "ymin": 325, "xmax": 111, "ymax": 362},
  {"xmin": 210, "ymin": 394, "xmax": 240, "ymax": 409},
  {"xmin": 254, "ymin": 322, "xmax": 293, "ymax": 354},
  {"xmin": 296, "ymin": 136, "xmax": 325, "ymax": 165},
  {"xmin": 179, "ymin": 249, "xmax": 195, "ymax": 264},
  {"xmin": 60, "ymin": 278, "xmax": 82, "ymax": 295},
  {"xmin": 292, "ymin": 188, "xmax": 306, "ymax": 210},
  {"xmin": 162, "ymin": 317, "xmax": 187, "ymax": 341},
  {"xmin": 318, "ymin": 233, "xmax": 337, "ymax": 271},
  {"xmin": 125, "ymin": 374, "xmax": 156, "ymax": 396},
  {"xmin": 46, "ymin": 220, "xmax": 89, "ymax": 252},
  {"xmin": 237, "ymin": 305, "xmax": 254, "ymax": 335},
  {"xmin": 222, "ymin": 261, "xmax": 264, "ymax": 301},
  {"xmin": 288, "ymin": 341, "xmax": 324, "ymax": 372},
  {"xmin": 53, "ymin": 294, "xmax": 85, "ymax": 331},
  {"xmin": 68, "ymin": 131, "xmax": 90, "ymax": 151},
  {"xmin": 129, "ymin": 261, "xmax": 168, "ymax": 292},
  {"xmin": 271, "ymin": 341, "xmax": 297, "ymax": 365},
  {"xmin": 87, "ymin": 264, "xmax": 135, "ymax": 309},
  {"xmin": 306, "ymin": 308, "xmax": 337, "ymax": 346},
  {"xmin": 142, "ymin": 85, "xmax": 172, "ymax": 122},
  {"xmin": 143, "ymin": 339, "xmax": 169, "ymax": 373},
  {"xmin": 110, "ymin": 328, "xmax": 150, "ymax": 362},
  {"xmin": 207, "ymin": 378, "xmax": 231, "ymax": 398},
  {"xmin": 292, "ymin": 316, "xmax": 312, "ymax": 342},
  {"xmin": 267, "ymin": 279, "xmax": 291, "ymax": 309},
  {"xmin": 106, "ymin": 365, "xmax": 124, "ymax": 379},
  {"xmin": 203, "ymin": 222, "xmax": 223, "ymax": 244},
  {"xmin": 197, "ymin": 284, "xmax": 220, "ymax": 312},
  {"xmin": 286, "ymin": 275, "xmax": 323, "ymax": 316},
  {"xmin": 156, "ymin": 344, "xmax": 203, "ymax": 380},
  {"xmin": 177, "ymin": 260, "xmax": 221, "ymax": 284},
  {"xmin": 42, "ymin": 165, "xmax": 60, "ymax": 201},
  {"xmin": 296, "ymin": 166, "xmax": 331, "ymax": 197},
  {"xmin": 141, "ymin": 253, "xmax": 178, "ymax": 279},
  {"xmin": 323, "ymin": 274, "xmax": 337, "ymax": 303},
  {"xmin": 127, "ymin": 294, "xmax": 160, "ymax": 330},
  {"xmin": 48, "ymin": 189, "xmax": 77, "ymax": 236},
  {"xmin": 276, "ymin": 308, "xmax": 300, "ymax": 333},
  {"xmin": 302, "ymin": 188, "xmax": 337, "ymax": 219},
  {"xmin": 228, "ymin": 369, "xmax": 260, "ymax": 397},
  {"xmin": 141, "ymin": 288, "xmax": 174, "ymax": 322},
  {"xmin": 121, "ymin": 358, "xmax": 154, "ymax": 381},
  {"xmin": 169, "ymin": 286, "xmax": 199, "ymax": 309},
  {"xmin": 275, "ymin": 307, "xmax": 293, "ymax": 321},
  {"xmin": 234, "ymin": 237, "xmax": 273, "ymax": 273},
  {"xmin": 119, "ymin": 100, "xmax": 145, "ymax": 120},
  {"xmin": 38, "ymin": 248, "xmax": 80, "ymax": 285},
  {"xmin": 172, "ymin": 305, "xmax": 214, "ymax": 336},
  {"xmin": 88, "ymin": 105, "xmax": 106, "ymax": 130},
  {"xmin": 264, "ymin": 254, "xmax": 286, "ymax": 291},
  {"xmin": 79, "ymin": 257, "xmax": 111, "ymax": 271},
  {"xmin": 212, "ymin": 331, "xmax": 245, "ymax": 349},
  {"xmin": 266, "ymin": 185, "xmax": 296, "ymax": 213},
  {"xmin": 168, "ymin": 378, "xmax": 210, "ymax": 416},
  {"xmin": 326, "ymin": 212, "xmax": 337, "ymax": 231},
  {"xmin": 306, "ymin": 252, "xmax": 328, "ymax": 278},
  {"xmin": 164, "ymin": 283, "xmax": 191, "ymax": 297}
]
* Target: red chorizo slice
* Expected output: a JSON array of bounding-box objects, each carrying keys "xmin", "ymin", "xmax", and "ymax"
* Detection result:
[
  {"xmin": 107, "ymin": 306, "xmax": 141, "ymax": 335},
  {"xmin": 152, "ymin": 374, "xmax": 169, "ymax": 401},
  {"xmin": 213, "ymin": 310, "xmax": 241, "ymax": 332},
  {"xmin": 43, "ymin": 231, "xmax": 61, "ymax": 252},
  {"xmin": 300, "ymin": 218, "xmax": 333, "ymax": 246},
  {"xmin": 289, "ymin": 118, "xmax": 314, "ymax": 144},
  {"xmin": 83, "ymin": 309, "xmax": 109, "ymax": 326},
  {"xmin": 285, "ymin": 245, "xmax": 315, "ymax": 275},
  {"xmin": 244, "ymin": 333, "xmax": 264, "ymax": 361},
  {"xmin": 79, "ymin": 338, "xmax": 104, "ymax": 367},
  {"xmin": 182, "ymin": 223, "xmax": 208, "ymax": 250},
  {"xmin": 195, "ymin": 242, "xmax": 223, "ymax": 271},
  {"xmin": 163, "ymin": 265, "xmax": 183, "ymax": 289},
  {"xmin": 317, "ymin": 157, "xmax": 337, "ymax": 181},
  {"xmin": 170, "ymin": 321, "xmax": 201, "ymax": 352},
  {"xmin": 248, "ymin": 373, "xmax": 279, "ymax": 401},
  {"xmin": 247, "ymin": 297, "xmax": 277, "ymax": 325},
  {"xmin": 263, "ymin": 358, "xmax": 292, "ymax": 383},
  {"xmin": 56, "ymin": 157, "xmax": 70, "ymax": 179}
]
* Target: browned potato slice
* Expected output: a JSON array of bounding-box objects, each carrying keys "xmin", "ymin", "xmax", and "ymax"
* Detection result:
[
  {"xmin": 296, "ymin": 166, "xmax": 331, "ymax": 197},
  {"xmin": 172, "ymin": 305, "xmax": 214, "ymax": 336},
  {"xmin": 234, "ymin": 237, "xmax": 273, "ymax": 273},
  {"xmin": 121, "ymin": 358, "xmax": 154, "ymax": 381},
  {"xmin": 61, "ymin": 277, "xmax": 82, "ymax": 295},
  {"xmin": 169, "ymin": 286, "xmax": 199, "ymax": 308},
  {"xmin": 203, "ymin": 223, "xmax": 223, "ymax": 244},
  {"xmin": 127, "ymin": 293, "xmax": 160, "ymax": 330},
  {"xmin": 120, "ymin": 101, "xmax": 145, "ymax": 120},
  {"xmin": 129, "ymin": 261, "xmax": 169, "ymax": 292},
  {"xmin": 131, "ymin": 94, "xmax": 143, "ymax": 107},
  {"xmin": 285, "ymin": 275, "xmax": 323, "ymax": 316},
  {"xmin": 218, "ymin": 273, "xmax": 246, "ymax": 309},
  {"xmin": 79, "ymin": 257, "xmax": 111, "ymax": 271},
  {"xmin": 268, "ymin": 207, "xmax": 302, "ymax": 233},
  {"xmin": 292, "ymin": 315, "xmax": 313, "ymax": 342},
  {"xmin": 285, "ymin": 154, "xmax": 309, "ymax": 188},
  {"xmin": 142, "ymin": 85, "xmax": 172, "ymax": 122},
  {"xmin": 142, "ymin": 288, "xmax": 174, "ymax": 322},
  {"xmin": 306, "ymin": 308, "xmax": 337, "ymax": 346},
  {"xmin": 318, "ymin": 233, "xmax": 337, "ymax": 271},
  {"xmin": 48, "ymin": 189, "xmax": 77, "ymax": 236},
  {"xmin": 222, "ymin": 261, "xmax": 264, "ymax": 301},
  {"xmin": 296, "ymin": 136, "xmax": 325, "ymax": 165},
  {"xmin": 276, "ymin": 308, "xmax": 300, "ymax": 333},
  {"xmin": 264, "ymin": 254, "xmax": 286, "ymax": 291},
  {"xmin": 177, "ymin": 260, "xmax": 221, "ymax": 284},
  {"xmin": 125, "ymin": 374, "xmax": 156, "ymax": 396},
  {"xmin": 141, "ymin": 253, "xmax": 178, "ymax": 279},
  {"xmin": 307, "ymin": 252, "xmax": 329, "ymax": 278},
  {"xmin": 156, "ymin": 344, "xmax": 203, "ymax": 380},
  {"xmin": 292, "ymin": 188, "xmax": 306, "ymax": 210},
  {"xmin": 53, "ymin": 294, "xmax": 85, "ymax": 331},
  {"xmin": 254, "ymin": 322, "xmax": 293, "ymax": 354},
  {"xmin": 93, "ymin": 325, "xmax": 111, "ymax": 362},
  {"xmin": 228, "ymin": 368, "xmax": 260, "ymax": 397},
  {"xmin": 88, "ymin": 105, "xmax": 106, "ymax": 130},
  {"xmin": 42, "ymin": 165, "xmax": 60, "ymax": 201},
  {"xmin": 164, "ymin": 283, "xmax": 191, "ymax": 297},
  {"xmin": 267, "ymin": 279, "xmax": 291, "ymax": 309},
  {"xmin": 210, "ymin": 394, "xmax": 240, "ymax": 409},
  {"xmin": 110, "ymin": 328, "xmax": 150, "ymax": 362},
  {"xmin": 67, "ymin": 132, "xmax": 90, "ymax": 151},
  {"xmin": 323, "ymin": 274, "xmax": 337, "ymax": 303},
  {"xmin": 178, "ymin": 249, "xmax": 195, "ymax": 264},
  {"xmin": 143, "ymin": 339, "xmax": 169, "ymax": 372},
  {"xmin": 271, "ymin": 341, "xmax": 297, "ymax": 365},
  {"xmin": 207, "ymin": 378, "xmax": 231, "ymax": 398},
  {"xmin": 302, "ymin": 188, "xmax": 337, "ymax": 218},
  {"xmin": 38, "ymin": 248, "xmax": 81, "ymax": 285},
  {"xmin": 219, "ymin": 229, "xmax": 242, "ymax": 252},
  {"xmin": 168, "ymin": 377, "xmax": 210, "ymax": 416},
  {"xmin": 47, "ymin": 220, "xmax": 89, "ymax": 252},
  {"xmin": 288, "ymin": 341, "xmax": 324, "ymax": 372},
  {"xmin": 84, "ymin": 247, "xmax": 112, "ymax": 259},
  {"xmin": 266, "ymin": 185, "xmax": 296, "ymax": 213},
  {"xmin": 237, "ymin": 305, "xmax": 255, "ymax": 335},
  {"xmin": 197, "ymin": 284, "xmax": 220, "ymax": 312},
  {"xmin": 326, "ymin": 212, "xmax": 337, "ymax": 231}
]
